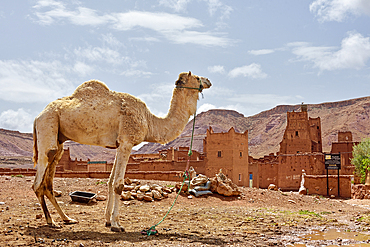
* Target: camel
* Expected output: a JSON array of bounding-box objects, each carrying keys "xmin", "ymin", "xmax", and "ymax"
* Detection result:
[{"xmin": 32, "ymin": 71, "xmax": 211, "ymax": 232}]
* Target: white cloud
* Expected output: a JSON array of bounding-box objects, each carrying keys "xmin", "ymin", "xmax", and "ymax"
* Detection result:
[
  {"xmin": 223, "ymin": 93, "xmax": 303, "ymax": 117},
  {"xmin": 207, "ymin": 0, "xmax": 233, "ymax": 19},
  {"xmin": 248, "ymin": 49, "xmax": 275, "ymax": 55},
  {"xmin": 159, "ymin": 0, "xmax": 191, "ymax": 12},
  {"xmin": 0, "ymin": 108, "xmax": 35, "ymax": 133},
  {"xmin": 228, "ymin": 63, "xmax": 267, "ymax": 79},
  {"xmin": 101, "ymin": 33, "xmax": 124, "ymax": 48},
  {"xmin": 137, "ymin": 83, "xmax": 174, "ymax": 103},
  {"xmin": 197, "ymin": 103, "xmax": 216, "ymax": 115},
  {"xmin": 228, "ymin": 93, "xmax": 302, "ymax": 106},
  {"xmin": 112, "ymin": 11, "xmax": 202, "ymax": 32},
  {"xmin": 33, "ymin": 0, "xmax": 113, "ymax": 26},
  {"xmin": 208, "ymin": 65, "xmax": 225, "ymax": 74},
  {"xmin": 32, "ymin": 1, "xmax": 233, "ymax": 47},
  {"xmin": 159, "ymin": 0, "xmax": 233, "ymax": 20},
  {"xmin": 310, "ymin": 0, "xmax": 370, "ymax": 22},
  {"xmin": 163, "ymin": 30, "xmax": 232, "ymax": 47},
  {"xmin": 290, "ymin": 31, "xmax": 370, "ymax": 71},
  {"xmin": 0, "ymin": 60, "xmax": 76, "ymax": 103},
  {"xmin": 73, "ymin": 46, "xmax": 125, "ymax": 65},
  {"xmin": 73, "ymin": 62, "xmax": 93, "ymax": 77},
  {"xmin": 129, "ymin": 37, "xmax": 160, "ymax": 42},
  {"xmin": 33, "ymin": 1, "xmax": 202, "ymax": 31},
  {"xmin": 121, "ymin": 70, "xmax": 153, "ymax": 77}
]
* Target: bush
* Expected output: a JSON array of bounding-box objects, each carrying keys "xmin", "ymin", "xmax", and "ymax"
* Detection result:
[{"xmin": 352, "ymin": 138, "xmax": 370, "ymax": 183}]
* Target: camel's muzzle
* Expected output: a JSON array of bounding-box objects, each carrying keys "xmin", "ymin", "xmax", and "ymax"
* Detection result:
[{"xmin": 200, "ymin": 77, "xmax": 211, "ymax": 89}]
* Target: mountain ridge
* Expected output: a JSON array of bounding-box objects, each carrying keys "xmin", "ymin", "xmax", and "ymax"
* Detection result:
[
  {"xmin": 0, "ymin": 96, "xmax": 369, "ymax": 164},
  {"xmin": 137, "ymin": 96, "xmax": 370, "ymax": 156}
]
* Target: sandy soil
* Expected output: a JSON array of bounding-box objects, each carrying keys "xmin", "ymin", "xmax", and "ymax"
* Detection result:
[{"xmin": 1, "ymin": 175, "xmax": 370, "ymax": 246}]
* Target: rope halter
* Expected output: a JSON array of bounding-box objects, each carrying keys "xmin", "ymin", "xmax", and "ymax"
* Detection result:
[{"xmin": 176, "ymin": 77, "xmax": 204, "ymax": 97}]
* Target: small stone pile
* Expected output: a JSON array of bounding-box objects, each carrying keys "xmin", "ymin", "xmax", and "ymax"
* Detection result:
[
  {"xmin": 176, "ymin": 168, "xmax": 242, "ymax": 197},
  {"xmin": 210, "ymin": 169, "xmax": 242, "ymax": 196},
  {"xmin": 120, "ymin": 177, "xmax": 175, "ymax": 202},
  {"xmin": 352, "ymin": 184, "xmax": 370, "ymax": 199}
]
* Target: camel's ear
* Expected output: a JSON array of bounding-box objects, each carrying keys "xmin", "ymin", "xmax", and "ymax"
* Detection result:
[{"xmin": 188, "ymin": 71, "xmax": 192, "ymax": 76}]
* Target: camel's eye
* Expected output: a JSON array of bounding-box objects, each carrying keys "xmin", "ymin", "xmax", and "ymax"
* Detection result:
[{"xmin": 175, "ymin": 77, "xmax": 185, "ymax": 86}]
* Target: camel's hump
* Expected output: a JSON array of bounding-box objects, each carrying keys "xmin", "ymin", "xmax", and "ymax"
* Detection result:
[{"xmin": 71, "ymin": 80, "xmax": 111, "ymax": 99}]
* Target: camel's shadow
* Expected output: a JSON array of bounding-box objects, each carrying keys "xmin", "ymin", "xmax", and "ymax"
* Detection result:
[
  {"xmin": 25, "ymin": 226, "xmax": 227, "ymax": 245},
  {"xmin": 179, "ymin": 192, "xmax": 241, "ymax": 202}
]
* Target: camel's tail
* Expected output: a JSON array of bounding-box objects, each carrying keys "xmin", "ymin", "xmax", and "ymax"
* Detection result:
[{"xmin": 32, "ymin": 119, "xmax": 38, "ymax": 167}]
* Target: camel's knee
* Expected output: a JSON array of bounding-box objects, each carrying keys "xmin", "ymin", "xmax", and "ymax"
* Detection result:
[
  {"xmin": 114, "ymin": 176, "xmax": 125, "ymax": 194},
  {"xmin": 114, "ymin": 183, "xmax": 124, "ymax": 195},
  {"xmin": 33, "ymin": 167, "xmax": 47, "ymax": 192},
  {"xmin": 47, "ymin": 149, "xmax": 57, "ymax": 163}
]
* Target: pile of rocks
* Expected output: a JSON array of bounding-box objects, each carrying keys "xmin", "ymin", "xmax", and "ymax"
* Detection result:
[
  {"xmin": 120, "ymin": 177, "xmax": 175, "ymax": 202},
  {"xmin": 176, "ymin": 168, "xmax": 242, "ymax": 197},
  {"xmin": 211, "ymin": 170, "xmax": 242, "ymax": 196},
  {"xmin": 352, "ymin": 184, "xmax": 370, "ymax": 199}
]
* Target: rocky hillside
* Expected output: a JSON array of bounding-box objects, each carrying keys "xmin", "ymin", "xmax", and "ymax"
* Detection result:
[
  {"xmin": 0, "ymin": 129, "xmax": 116, "ymax": 167},
  {"xmin": 138, "ymin": 96, "xmax": 370, "ymax": 157},
  {"xmin": 1, "ymin": 96, "xmax": 369, "ymax": 164}
]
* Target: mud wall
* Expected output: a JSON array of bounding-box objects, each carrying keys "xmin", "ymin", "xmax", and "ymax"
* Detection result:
[{"xmin": 305, "ymin": 175, "xmax": 353, "ymax": 198}]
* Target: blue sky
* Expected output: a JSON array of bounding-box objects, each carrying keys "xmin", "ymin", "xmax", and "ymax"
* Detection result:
[{"xmin": 0, "ymin": 0, "xmax": 370, "ymax": 133}]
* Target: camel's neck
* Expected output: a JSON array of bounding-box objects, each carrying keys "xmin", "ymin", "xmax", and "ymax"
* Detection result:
[{"xmin": 145, "ymin": 88, "xmax": 198, "ymax": 144}]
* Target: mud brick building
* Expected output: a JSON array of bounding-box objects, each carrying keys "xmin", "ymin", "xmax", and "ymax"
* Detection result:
[
  {"xmin": 54, "ymin": 127, "xmax": 249, "ymax": 186},
  {"xmin": 249, "ymin": 105, "xmax": 357, "ymax": 197},
  {"xmin": 279, "ymin": 105, "xmax": 322, "ymax": 154},
  {"xmin": 203, "ymin": 127, "xmax": 249, "ymax": 186},
  {"xmin": 48, "ymin": 104, "xmax": 360, "ymax": 197}
]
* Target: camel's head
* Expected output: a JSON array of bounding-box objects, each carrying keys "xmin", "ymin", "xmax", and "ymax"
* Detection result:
[{"xmin": 175, "ymin": 71, "xmax": 211, "ymax": 92}]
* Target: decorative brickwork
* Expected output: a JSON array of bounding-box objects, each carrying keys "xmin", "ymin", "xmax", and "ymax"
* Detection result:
[
  {"xmin": 279, "ymin": 105, "xmax": 322, "ymax": 154},
  {"xmin": 203, "ymin": 126, "xmax": 249, "ymax": 186}
]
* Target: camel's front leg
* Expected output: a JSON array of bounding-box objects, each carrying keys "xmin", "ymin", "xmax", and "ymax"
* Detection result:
[
  {"xmin": 105, "ymin": 157, "xmax": 117, "ymax": 227},
  {"xmin": 109, "ymin": 143, "xmax": 132, "ymax": 232}
]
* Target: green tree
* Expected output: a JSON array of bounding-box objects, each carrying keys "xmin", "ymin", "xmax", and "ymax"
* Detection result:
[{"xmin": 352, "ymin": 138, "xmax": 370, "ymax": 183}]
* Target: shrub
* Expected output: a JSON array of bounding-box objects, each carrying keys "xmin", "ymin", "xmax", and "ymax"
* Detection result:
[{"xmin": 352, "ymin": 138, "xmax": 370, "ymax": 183}]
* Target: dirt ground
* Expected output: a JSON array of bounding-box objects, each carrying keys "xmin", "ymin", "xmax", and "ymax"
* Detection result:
[{"xmin": 1, "ymin": 175, "xmax": 370, "ymax": 246}]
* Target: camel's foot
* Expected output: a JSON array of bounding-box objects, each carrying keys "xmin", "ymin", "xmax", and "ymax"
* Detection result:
[
  {"xmin": 111, "ymin": 226, "xmax": 125, "ymax": 232},
  {"xmin": 63, "ymin": 218, "xmax": 78, "ymax": 225},
  {"xmin": 47, "ymin": 222, "xmax": 61, "ymax": 228}
]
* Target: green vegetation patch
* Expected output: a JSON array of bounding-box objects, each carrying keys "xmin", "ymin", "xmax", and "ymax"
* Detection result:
[{"xmin": 299, "ymin": 210, "xmax": 322, "ymax": 218}]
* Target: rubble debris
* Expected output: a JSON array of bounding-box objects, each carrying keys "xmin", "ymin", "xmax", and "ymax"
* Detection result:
[
  {"xmin": 120, "ymin": 179, "xmax": 175, "ymax": 202},
  {"xmin": 268, "ymin": 184, "xmax": 278, "ymax": 191}
]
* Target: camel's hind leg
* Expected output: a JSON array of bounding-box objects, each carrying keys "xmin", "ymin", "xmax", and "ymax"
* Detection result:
[
  {"xmin": 33, "ymin": 150, "xmax": 59, "ymax": 226},
  {"xmin": 33, "ymin": 144, "xmax": 78, "ymax": 226},
  {"xmin": 44, "ymin": 144, "xmax": 78, "ymax": 225},
  {"xmin": 33, "ymin": 111, "xmax": 78, "ymax": 227},
  {"xmin": 33, "ymin": 153, "xmax": 55, "ymax": 226}
]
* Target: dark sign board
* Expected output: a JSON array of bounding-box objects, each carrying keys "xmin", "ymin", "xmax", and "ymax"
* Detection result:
[{"xmin": 325, "ymin": 154, "xmax": 341, "ymax": 170}]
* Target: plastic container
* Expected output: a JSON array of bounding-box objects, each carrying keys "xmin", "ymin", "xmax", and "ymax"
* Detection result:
[{"xmin": 69, "ymin": 191, "xmax": 96, "ymax": 203}]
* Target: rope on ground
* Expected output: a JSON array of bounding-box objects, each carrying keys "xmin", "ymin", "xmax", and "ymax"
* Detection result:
[
  {"xmin": 141, "ymin": 173, "xmax": 189, "ymax": 236},
  {"xmin": 142, "ymin": 112, "xmax": 197, "ymax": 236}
]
